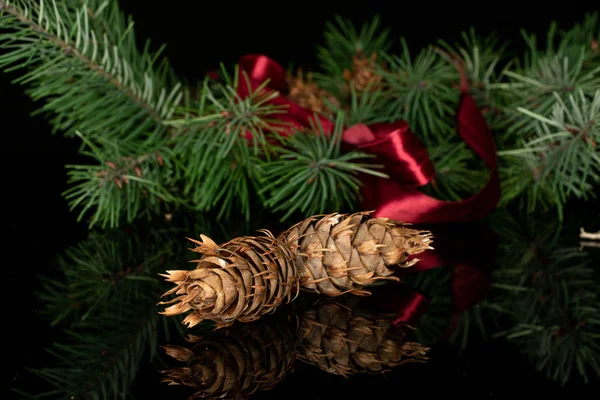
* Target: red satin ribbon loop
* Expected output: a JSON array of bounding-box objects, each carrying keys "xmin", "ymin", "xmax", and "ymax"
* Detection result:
[
  {"xmin": 235, "ymin": 54, "xmax": 500, "ymax": 225},
  {"xmin": 342, "ymin": 122, "xmax": 435, "ymax": 187}
]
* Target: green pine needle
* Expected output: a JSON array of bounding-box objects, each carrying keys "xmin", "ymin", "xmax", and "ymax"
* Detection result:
[
  {"xmin": 62, "ymin": 131, "xmax": 179, "ymax": 229},
  {"xmin": 498, "ymin": 89, "xmax": 600, "ymax": 219},
  {"xmin": 22, "ymin": 218, "xmax": 207, "ymax": 399},
  {"xmin": 316, "ymin": 14, "xmax": 392, "ymax": 78},
  {"xmin": 378, "ymin": 40, "xmax": 460, "ymax": 140},
  {"xmin": 259, "ymin": 113, "xmax": 388, "ymax": 220},
  {"xmin": 0, "ymin": 0, "xmax": 182, "ymax": 140},
  {"xmin": 489, "ymin": 211, "xmax": 600, "ymax": 386}
]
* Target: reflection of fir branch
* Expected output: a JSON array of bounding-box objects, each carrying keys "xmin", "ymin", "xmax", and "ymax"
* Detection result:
[
  {"xmin": 399, "ymin": 267, "xmax": 453, "ymax": 346},
  {"xmin": 489, "ymin": 211, "xmax": 600, "ymax": 385},
  {"xmin": 29, "ymin": 294, "xmax": 165, "ymax": 399},
  {"xmin": 38, "ymin": 226, "xmax": 175, "ymax": 326},
  {"xmin": 400, "ymin": 265, "xmax": 498, "ymax": 351},
  {"xmin": 498, "ymin": 90, "xmax": 600, "ymax": 219},
  {"xmin": 17, "ymin": 214, "xmax": 236, "ymax": 399}
]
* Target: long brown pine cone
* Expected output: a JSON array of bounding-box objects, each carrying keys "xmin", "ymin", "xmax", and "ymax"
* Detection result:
[{"xmin": 159, "ymin": 211, "xmax": 433, "ymax": 328}]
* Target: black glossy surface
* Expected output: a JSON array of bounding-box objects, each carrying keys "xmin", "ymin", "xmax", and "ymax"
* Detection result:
[{"xmin": 4, "ymin": 2, "xmax": 600, "ymax": 398}]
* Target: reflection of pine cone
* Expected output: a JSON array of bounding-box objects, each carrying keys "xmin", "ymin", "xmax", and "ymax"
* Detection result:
[
  {"xmin": 161, "ymin": 294, "xmax": 431, "ymax": 398},
  {"xmin": 159, "ymin": 212, "xmax": 433, "ymax": 328},
  {"xmin": 296, "ymin": 298, "xmax": 430, "ymax": 377},
  {"xmin": 161, "ymin": 321, "xmax": 296, "ymax": 399}
]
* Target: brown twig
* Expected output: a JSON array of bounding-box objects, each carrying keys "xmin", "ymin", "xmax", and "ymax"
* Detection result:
[
  {"xmin": 95, "ymin": 152, "xmax": 163, "ymax": 188},
  {"xmin": 580, "ymin": 228, "xmax": 600, "ymax": 241}
]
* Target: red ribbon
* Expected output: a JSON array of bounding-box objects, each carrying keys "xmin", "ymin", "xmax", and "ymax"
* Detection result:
[{"xmin": 234, "ymin": 54, "xmax": 500, "ymax": 224}]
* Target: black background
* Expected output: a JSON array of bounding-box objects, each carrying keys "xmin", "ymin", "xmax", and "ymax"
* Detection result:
[{"xmin": 3, "ymin": 1, "xmax": 599, "ymax": 398}]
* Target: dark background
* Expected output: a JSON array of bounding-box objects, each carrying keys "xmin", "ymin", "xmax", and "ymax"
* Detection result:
[{"xmin": 3, "ymin": 1, "xmax": 599, "ymax": 397}]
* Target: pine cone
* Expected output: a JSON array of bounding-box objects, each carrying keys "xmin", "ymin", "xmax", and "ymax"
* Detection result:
[
  {"xmin": 279, "ymin": 212, "xmax": 433, "ymax": 296},
  {"xmin": 161, "ymin": 321, "xmax": 296, "ymax": 399},
  {"xmin": 286, "ymin": 68, "xmax": 340, "ymax": 114},
  {"xmin": 158, "ymin": 233, "xmax": 299, "ymax": 328},
  {"xmin": 159, "ymin": 211, "xmax": 433, "ymax": 327},
  {"xmin": 342, "ymin": 53, "xmax": 383, "ymax": 91},
  {"xmin": 296, "ymin": 298, "xmax": 430, "ymax": 377}
]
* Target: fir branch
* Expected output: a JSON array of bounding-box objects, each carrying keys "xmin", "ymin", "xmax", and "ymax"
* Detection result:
[
  {"xmin": 435, "ymin": 28, "xmax": 509, "ymax": 129},
  {"xmin": 258, "ymin": 113, "xmax": 388, "ymax": 221},
  {"xmin": 423, "ymin": 137, "xmax": 490, "ymax": 201},
  {"xmin": 27, "ymin": 295, "xmax": 166, "ymax": 400},
  {"xmin": 323, "ymin": 83, "xmax": 392, "ymax": 126},
  {"xmin": 498, "ymin": 89, "xmax": 600, "ymax": 219},
  {"xmin": 496, "ymin": 17, "xmax": 600, "ymax": 139},
  {"xmin": 164, "ymin": 70, "xmax": 291, "ymax": 220},
  {"xmin": 497, "ymin": 158, "xmax": 556, "ymax": 213},
  {"xmin": 316, "ymin": 15, "xmax": 392, "ymax": 79},
  {"xmin": 489, "ymin": 211, "xmax": 600, "ymax": 385},
  {"xmin": 0, "ymin": 0, "xmax": 183, "ymax": 139},
  {"xmin": 178, "ymin": 140, "xmax": 263, "ymax": 221},
  {"xmin": 378, "ymin": 40, "xmax": 460, "ymax": 139},
  {"xmin": 62, "ymin": 131, "xmax": 180, "ymax": 228},
  {"xmin": 165, "ymin": 71, "xmax": 288, "ymax": 159},
  {"xmin": 0, "ymin": 0, "xmax": 185, "ymax": 228}
]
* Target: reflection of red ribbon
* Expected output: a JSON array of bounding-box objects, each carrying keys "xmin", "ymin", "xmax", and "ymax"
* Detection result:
[{"xmin": 229, "ymin": 54, "xmax": 496, "ymax": 317}]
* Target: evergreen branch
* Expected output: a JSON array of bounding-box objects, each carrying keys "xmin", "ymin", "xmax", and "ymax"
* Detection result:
[
  {"xmin": 378, "ymin": 40, "xmax": 460, "ymax": 139},
  {"xmin": 20, "ymin": 215, "xmax": 235, "ymax": 399},
  {"xmin": 323, "ymin": 83, "xmax": 391, "ymax": 126},
  {"xmin": 497, "ymin": 16, "xmax": 600, "ymax": 139},
  {"xmin": 435, "ymin": 28, "xmax": 509, "ymax": 129},
  {"xmin": 166, "ymin": 71, "xmax": 288, "ymax": 159},
  {"xmin": 316, "ymin": 15, "xmax": 392, "ymax": 78},
  {"xmin": 0, "ymin": 0, "xmax": 182, "ymax": 140},
  {"xmin": 258, "ymin": 113, "xmax": 388, "ymax": 220},
  {"xmin": 498, "ymin": 89, "xmax": 600, "ymax": 218},
  {"xmin": 489, "ymin": 211, "xmax": 600, "ymax": 385},
  {"xmin": 178, "ymin": 140, "xmax": 263, "ymax": 221},
  {"xmin": 163, "ymin": 70, "xmax": 294, "ymax": 220},
  {"xmin": 423, "ymin": 137, "xmax": 490, "ymax": 201},
  {"xmin": 62, "ymin": 131, "xmax": 180, "ymax": 228},
  {"xmin": 0, "ymin": 0, "xmax": 185, "ymax": 228}
]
